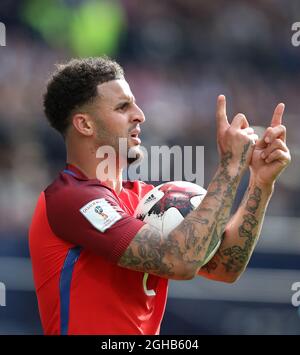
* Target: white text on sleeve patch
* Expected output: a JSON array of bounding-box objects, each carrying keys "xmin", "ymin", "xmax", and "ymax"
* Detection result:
[{"xmin": 80, "ymin": 198, "xmax": 122, "ymax": 233}]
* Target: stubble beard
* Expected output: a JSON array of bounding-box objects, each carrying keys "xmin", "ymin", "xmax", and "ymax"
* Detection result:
[{"xmin": 95, "ymin": 130, "xmax": 143, "ymax": 167}]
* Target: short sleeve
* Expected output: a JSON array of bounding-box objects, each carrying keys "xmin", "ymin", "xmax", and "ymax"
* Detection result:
[{"xmin": 45, "ymin": 182, "xmax": 145, "ymax": 263}]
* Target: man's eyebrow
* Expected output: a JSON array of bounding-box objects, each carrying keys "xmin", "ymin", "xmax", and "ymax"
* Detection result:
[{"xmin": 117, "ymin": 95, "xmax": 136, "ymax": 103}]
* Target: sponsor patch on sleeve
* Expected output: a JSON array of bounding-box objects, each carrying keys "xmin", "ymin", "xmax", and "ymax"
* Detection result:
[{"xmin": 80, "ymin": 198, "xmax": 122, "ymax": 232}]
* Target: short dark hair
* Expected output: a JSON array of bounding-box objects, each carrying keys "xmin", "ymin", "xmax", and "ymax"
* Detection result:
[{"xmin": 43, "ymin": 57, "xmax": 124, "ymax": 136}]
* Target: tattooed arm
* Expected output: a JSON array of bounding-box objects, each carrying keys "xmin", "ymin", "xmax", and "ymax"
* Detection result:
[
  {"xmin": 118, "ymin": 95, "xmax": 258, "ymax": 280},
  {"xmin": 199, "ymin": 103, "xmax": 291, "ymax": 283},
  {"xmin": 198, "ymin": 180, "xmax": 273, "ymax": 282}
]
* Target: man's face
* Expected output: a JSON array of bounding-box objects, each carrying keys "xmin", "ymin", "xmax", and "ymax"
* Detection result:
[{"xmin": 92, "ymin": 79, "xmax": 145, "ymax": 164}]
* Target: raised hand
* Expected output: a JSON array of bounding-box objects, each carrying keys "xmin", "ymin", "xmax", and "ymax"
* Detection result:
[
  {"xmin": 250, "ymin": 103, "xmax": 291, "ymax": 185},
  {"xmin": 216, "ymin": 95, "xmax": 258, "ymax": 175}
]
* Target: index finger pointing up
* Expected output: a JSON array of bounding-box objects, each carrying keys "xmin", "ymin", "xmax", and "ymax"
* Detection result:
[
  {"xmin": 216, "ymin": 95, "xmax": 229, "ymax": 133},
  {"xmin": 271, "ymin": 103, "xmax": 285, "ymax": 127}
]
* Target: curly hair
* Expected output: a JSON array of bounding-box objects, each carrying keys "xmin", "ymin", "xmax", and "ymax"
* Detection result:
[{"xmin": 43, "ymin": 57, "xmax": 124, "ymax": 136}]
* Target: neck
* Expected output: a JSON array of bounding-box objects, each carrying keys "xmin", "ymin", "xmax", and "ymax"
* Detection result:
[{"xmin": 66, "ymin": 139, "xmax": 124, "ymax": 195}]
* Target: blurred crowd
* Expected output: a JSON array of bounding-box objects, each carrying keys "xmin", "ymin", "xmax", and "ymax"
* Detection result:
[{"xmin": 0, "ymin": 0, "xmax": 299, "ymax": 248}]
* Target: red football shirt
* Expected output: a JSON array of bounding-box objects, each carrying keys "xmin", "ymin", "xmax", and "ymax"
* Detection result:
[{"xmin": 29, "ymin": 164, "xmax": 168, "ymax": 335}]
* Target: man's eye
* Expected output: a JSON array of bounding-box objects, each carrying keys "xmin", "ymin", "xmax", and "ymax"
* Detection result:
[{"xmin": 118, "ymin": 103, "xmax": 128, "ymax": 111}]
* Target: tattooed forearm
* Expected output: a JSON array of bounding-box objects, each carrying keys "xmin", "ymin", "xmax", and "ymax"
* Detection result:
[
  {"xmin": 220, "ymin": 186, "xmax": 261, "ymax": 273},
  {"xmin": 172, "ymin": 154, "xmax": 240, "ymax": 269},
  {"xmin": 200, "ymin": 183, "xmax": 273, "ymax": 281},
  {"xmin": 120, "ymin": 225, "xmax": 176, "ymax": 277}
]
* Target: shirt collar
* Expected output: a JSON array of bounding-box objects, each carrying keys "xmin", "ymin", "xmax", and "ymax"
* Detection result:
[
  {"xmin": 64, "ymin": 163, "xmax": 89, "ymax": 180},
  {"xmin": 64, "ymin": 163, "xmax": 129, "ymax": 195}
]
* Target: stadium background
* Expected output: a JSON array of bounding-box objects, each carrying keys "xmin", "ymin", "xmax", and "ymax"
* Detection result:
[{"xmin": 0, "ymin": 0, "xmax": 299, "ymax": 334}]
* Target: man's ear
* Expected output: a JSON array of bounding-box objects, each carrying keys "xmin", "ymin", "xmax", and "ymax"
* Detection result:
[{"xmin": 72, "ymin": 113, "xmax": 94, "ymax": 136}]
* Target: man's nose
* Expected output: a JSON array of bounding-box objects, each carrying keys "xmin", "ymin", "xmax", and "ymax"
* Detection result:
[{"xmin": 131, "ymin": 104, "xmax": 146, "ymax": 124}]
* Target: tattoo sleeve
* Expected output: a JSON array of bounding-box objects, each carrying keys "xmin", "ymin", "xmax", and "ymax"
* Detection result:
[
  {"xmin": 119, "ymin": 145, "xmax": 252, "ymax": 280},
  {"xmin": 200, "ymin": 181, "xmax": 273, "ymax": 281}
]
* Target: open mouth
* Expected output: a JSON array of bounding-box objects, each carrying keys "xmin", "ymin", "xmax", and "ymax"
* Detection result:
[{"xmin": 129, "ymin": 131, "xmax": 141, "ymax": 144}]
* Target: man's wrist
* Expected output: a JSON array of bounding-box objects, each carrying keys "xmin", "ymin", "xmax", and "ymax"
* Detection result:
[
  {"xmin": 249, "ymin": 175, "xmax": 275, "ymax": 195},
  {"xmin": 224, "ymin": 161, "xmax": 247, "ymax": 179}
]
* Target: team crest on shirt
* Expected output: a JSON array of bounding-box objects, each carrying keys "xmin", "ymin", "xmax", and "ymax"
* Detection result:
[{"xmin": 80, "ymin": 198, "xmax": 122, "ymax": 232}]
